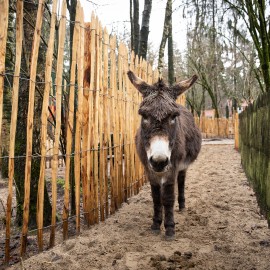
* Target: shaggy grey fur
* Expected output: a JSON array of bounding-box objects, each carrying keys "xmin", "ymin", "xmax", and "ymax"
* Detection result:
[{"xmin": 127, "ymin": 71, "xmax": 202, "ymax": 240}]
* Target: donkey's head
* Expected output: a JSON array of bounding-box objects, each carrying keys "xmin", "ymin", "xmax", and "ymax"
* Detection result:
[{"xmin": 128, "ymin": 70, "xmax": 197, "ymax": 174}]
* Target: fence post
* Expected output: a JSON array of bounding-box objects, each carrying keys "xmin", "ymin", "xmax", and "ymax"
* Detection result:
[
  {"xmin": 0, "ymin": 0, "xmax": 9, "ymax": 174},
  {"xmin": 98, "ymin": 23, "xmax": 105, "ymax": 222},
  {"xmin": 20, "ymin": 0, "xmax": 45, "ymax": 257},
  {"xmin": 74, "ymin": 3, "xmax": 84, "ymax": 236},
  {"xmin": 109, "ymin": 35, "xmax": 117, "ymax": 214},
  {"xmin": 35, "ymin": 0, "xmax": 58, "ymax": 252},
  {"xmin": 49, "ymin": 0, "xmax": 67, "ymax": 247},
  {"xmin": 82, "ymin": 23, "xmax": 91, "ymax": 226},
  {"xmin": 234, "ymin": 113, "xmax": 239, "ymax": 150},
  {"xmin": 103, "ymin": 27, "xmax": 109, "ymax": 218},
  {"xmin": 62, "ymin": 0, "xmax": 80, "ymax": 240},
  {"xmin": 129, "ymin": 51, "xmax": 136, "ymax": 197},
  {"xmin": 5, "ymin": 0, "xmax": 22, "ymax": 263}
]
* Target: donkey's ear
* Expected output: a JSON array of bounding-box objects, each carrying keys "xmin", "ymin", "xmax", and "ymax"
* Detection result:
[
  {"xmin": 127, "ymin": 70, "xmax": 150, "ymax": 97},
  {"xmin": 172, "ymin": 75, "xmax": 198, "ymax": 97}
]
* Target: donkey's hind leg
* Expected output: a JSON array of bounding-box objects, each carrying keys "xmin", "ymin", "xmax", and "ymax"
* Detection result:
[
  {"xmin": 177, "ymin": 170, "xmax": 186, "ymax": 211},
  {"xmin": 151, "ymin": 184, "xmax": 162, "ymax": 233}
]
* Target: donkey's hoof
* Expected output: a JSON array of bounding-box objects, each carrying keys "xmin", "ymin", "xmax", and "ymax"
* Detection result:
[
  {"xmin": 151, "ymin": 223, "xmax": 161, "ymax": 234},
  {"xmin": 165, "ymin": 234, "xmax": 175, "ymax": 241},
  {"xmin": 152, "ymin": 229, "xmax": 161, "ymax": 235},
  {"xmin": 179, "ymin": 204, "xmax": 185, "ymax": 211},
  {"xmin": 179, "ymin": 200, "xmax": 185, "ymax": 211},
  {"xmin": 165, "ymin": 227, "xmax": 175, "ymax": 241}
]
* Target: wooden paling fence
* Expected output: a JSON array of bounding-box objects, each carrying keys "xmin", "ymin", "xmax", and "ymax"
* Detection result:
[
  {"xmin": 0, "ymin": 0, "xmax": 169, "ymax": 263},
  {"xmin": 194, "ymin": 114, "xmax": 238, "ymax": 140}
]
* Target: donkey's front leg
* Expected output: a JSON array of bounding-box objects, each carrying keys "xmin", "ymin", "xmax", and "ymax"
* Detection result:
[
  {"xmin": 178, "ymin": 170, "xmax": 186, "ymax": 210},
  {"xmin": 151, "ymin": 184, "xmax": 162, "ymax": 233},
  {"xmin": 162, "ymin": 183, "xmax": 175, "ymax": 240}
]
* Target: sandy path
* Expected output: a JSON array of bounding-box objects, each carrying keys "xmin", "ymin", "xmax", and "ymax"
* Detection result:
[{"xmin": 8, "ymin": 144, "xmax": 270, "ymax": 270}]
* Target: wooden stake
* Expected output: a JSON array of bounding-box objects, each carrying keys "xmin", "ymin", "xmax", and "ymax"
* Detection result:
[
  {"xmin": 102, "ymin": 27, "xmax": 109, "ymax": 217},
  {"xmin": 109, "ymin": 35, "xmax": 117, "ymax": 214},
  {"xmin": 49, "ymin": 1, "xmax": 67, "ymax": 246},
  {"xmin": 93, "ymin": 17, "xmax": 100, "ymax": 223},
  {"xmin": 5, "ymin": 0, "xmax": 22, "ymax": 263},
  {"xmin": 129, "ymin": 52, "xmax": 136, "ymax": 197},
  {"xmin": 98, "ymin": 23, "xmax": 105, "ymax": 222},
  {"xmin": 74, "ymin": 3, "xmax": 84, "ymax": 235},
  {"xmin": 117, "ymin": 43, "xmax": 124, "ymax": 206},
  {"xmin": 82, "ymin": 22, "xmax": 91, "ymax": 225},
  {"xmin": 20, "ymin": 0, "xmax": 45, "ymax": 257},
  {"xmin": 0, "ymin": 0, "xmax": 9, "ymax": 166},
  {"xmin": 36, "ymin": 0, "xmax": 58, "ymax": 252},
  {"xmin": 87, "ymin": 13, "xmax": 96, "ymax": 225},
  {"xmin": 62, "ymin": 0, "xmax": 80, "ymax": 240}
]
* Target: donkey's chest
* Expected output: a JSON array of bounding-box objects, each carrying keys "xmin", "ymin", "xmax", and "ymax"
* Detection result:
[
  {"xmin": 151, "ymin": 161, "xmax": 190, "ymax": 186},
  {"xmin": 176, "ymin": 161, "xmax": 190, "ymax": 172}
]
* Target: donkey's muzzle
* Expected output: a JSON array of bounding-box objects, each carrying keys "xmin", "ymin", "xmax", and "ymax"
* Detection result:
[{"xmin": 149, "ymin": 155, "xmax": 169, "ymax": 172}]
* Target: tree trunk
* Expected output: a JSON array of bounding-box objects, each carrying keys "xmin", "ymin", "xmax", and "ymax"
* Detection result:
[
  {"xmin": 15, "ymin": 0, "xmax": 51, "ymax": 228},
  {"xmin": 158, "ymin": 0, "xmax": 172, "ymax": 76},
  {"xmin": 167, "ymin": 0, "xmax": 174, "ymax": 85},
  {"xmin": 139, "ymin": 0, "xmax": 152, "ymax": 60},
  {"xmin": 133, "ymin": 0, "xmax": 140, "ymax": 55},
  {"xmin": 130, "ymin": 0, "xmax": 134, "ymax": 52},
  {"xmin": 211, "ymin": 0, "xmax": 218, "ymax": 116}
]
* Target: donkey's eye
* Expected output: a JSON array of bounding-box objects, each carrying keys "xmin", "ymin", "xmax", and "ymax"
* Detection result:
[
  {"xmin": 142, "ymin": 115, "xmax": 150, "ymax": 124},
  {"xmin": 170, "ymin": 115, "xmax": 177, "ymax": 124}
]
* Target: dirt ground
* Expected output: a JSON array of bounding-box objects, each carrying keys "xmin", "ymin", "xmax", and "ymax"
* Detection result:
[{"xmin": 6, "ymin": 142, "xmax": 270, "ymax": 270}]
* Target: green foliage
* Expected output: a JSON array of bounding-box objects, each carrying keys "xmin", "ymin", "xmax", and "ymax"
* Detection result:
[
  {"xmin": 1, "ymin": 149, "xmax": 8, "ymax": 178},
  {"xmin": 57, "ymin": 178, "xmax": 65, "ymax": 187}
]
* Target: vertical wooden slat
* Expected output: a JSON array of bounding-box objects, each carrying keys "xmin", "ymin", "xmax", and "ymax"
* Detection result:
[
  {"xmin": 121, "ymin": 44, "xmax": 128, "ymax": 202},
  {"xmin": 5, "ymin": 0, "xmax": 22, "ymax": 263},
  {"xmin": 107, "ymin": 38, "xmax": 114, "ymax": 214},
  {"xmin": 0, "ymin": 0, "xmax": 9, "ymax": 161},
  {"xmin": 98, "ymin": 23, "xmax": 105, "ymax": 222},
  {"xmin": 74, "ymin": 3, "xmax": 84, "ymax": 235},
  {"xmin": 102, "ymin": 27, "xmax": 109, "ymax": 218},
  {"xmin": 49, "ymin": 0, "xmax": 67, "ymax": 247},
  {"xmin": 130, "ymin": 51, "xmax": 135, "ymax": 196},
  {"xmin": 109, "ymin": 35, "xmax": 117, "ymax": 214},
  {"xmin": 82, "ymin": 22, "xmax": 91, "ymax": 225},
  {"xmin": 129, "ymin": 51, "xmax": 135, "ymax": 197},
  {"xmin": 87, "ymin": 13, "xmax": 96, "ymax": 225},
  {"xmin": 139, "ymin": 60, "xmax": 147, "ymax": 188},
  {"xmin": 234, "ymin": 113, "xmax": 239, "ymax": 150},
  {"xmin": 117, "ymin": 43, "xmax": 123, "ymax": 206},
  {"xmin": 122, "ymin": 44, "xmax": 129, "ymax": 202},
  {"xmin": 93, "ymin": 18, "xmax": 100, "ymax": 223},
  {"xmin": 20, "ymin": 0, "xmax": 45, "ymax": 257},
  {"xmin": 114, "ymin": 42, "xmax": 120, "ymax": 208},
  {"xmin": 134, "ymin": 56, "xmax": 141, "ymax": 195},
  {"xmin": 36, "ymin": 0, "xmax": 58, "ymax": 252},
  {"xmin": 62, "ymin": 0, "xmax": 80, "ymax": 240}
]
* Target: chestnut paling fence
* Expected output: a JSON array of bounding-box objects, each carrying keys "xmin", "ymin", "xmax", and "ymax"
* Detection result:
[
  {"xmin": 195, "ymin": 113, "xmax": 239, "ymax": 142},
  {"xmin": 0, "ymin": 0, "xmax": 165, "ymax": 264},
  {"xmin": 0, "ymin": 0, "xmax": 237, "ymax": 265}
]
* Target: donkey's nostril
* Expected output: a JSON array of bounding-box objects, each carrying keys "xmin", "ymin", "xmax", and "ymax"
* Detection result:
[{"xmin": 149, "ymin": 156, "xmax": 169, "ymax": 172}]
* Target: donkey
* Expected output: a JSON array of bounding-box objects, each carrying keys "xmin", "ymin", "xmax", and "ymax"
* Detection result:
[{"xmin": 127, "ymin": 70, "xmax": 202, "ymax": 240}]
